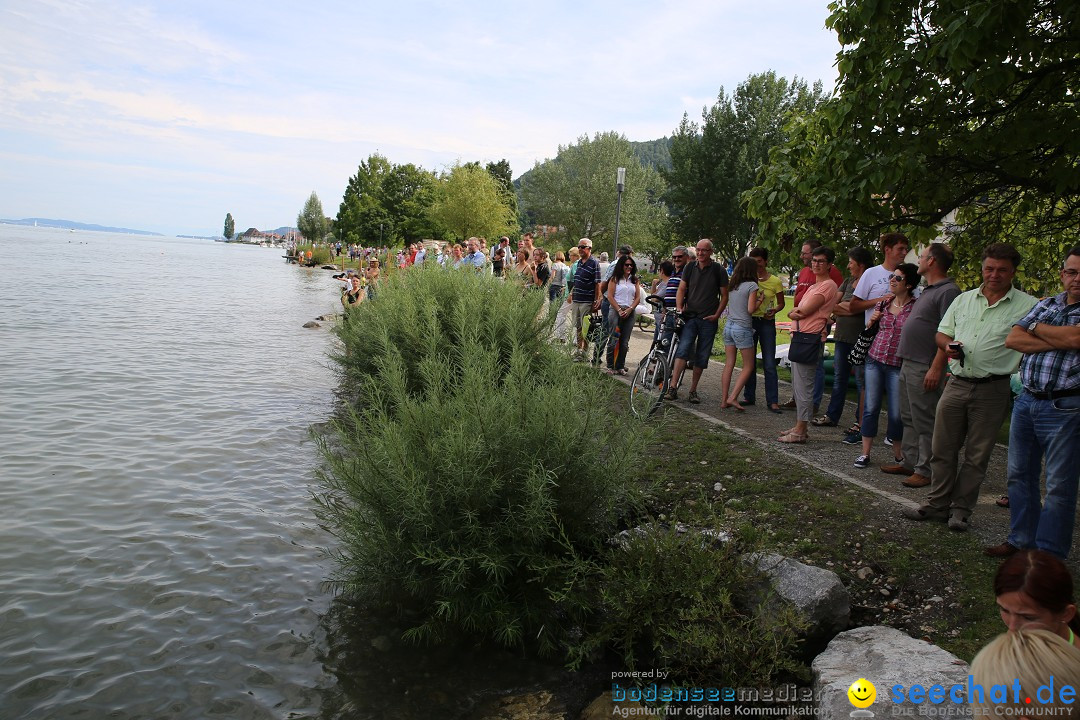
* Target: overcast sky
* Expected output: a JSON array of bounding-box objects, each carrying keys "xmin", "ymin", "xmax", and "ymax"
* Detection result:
[{"xmin": 0, "ymin": 1, "xmax": 840, "ymax": 236}]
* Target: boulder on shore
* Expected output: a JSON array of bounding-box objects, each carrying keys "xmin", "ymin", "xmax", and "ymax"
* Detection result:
[
  {"xmin": 746, "ymin": 552, "xmax": 851, "ymax": 653},
  {"xmin": 812, "ymin": 626, "xmax": 970, "ymax": 720}
]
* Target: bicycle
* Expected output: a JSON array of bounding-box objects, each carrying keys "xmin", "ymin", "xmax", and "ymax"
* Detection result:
[{"xmin": 629, "ymin": 295, "xmax": 686, "ymax": 418}]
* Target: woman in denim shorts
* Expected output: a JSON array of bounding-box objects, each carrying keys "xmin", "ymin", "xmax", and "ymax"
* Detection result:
[{"xmin": 721, "ymin": 257, "xmax": 763, "ymax": 410}]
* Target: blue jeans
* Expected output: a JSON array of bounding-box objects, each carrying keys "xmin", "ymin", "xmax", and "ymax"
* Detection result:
[
  {"xmin": 861, "ymin": 358, "xmax": 902, "ymax": 441},
  {"xmin": 825, "ymin": 340, "xmax": 864, "ymax": 423},
  {"xmin": 743, "ymin": 317, "xmax": 778, "ymax": 406},
  {"xmin": 1007, "ymin": 392, "xmax": 1080, "ymax": 558},
  {"xmin": 606, "ymin": 307, "xmax": 636, "ymax": 371},
  {"xmin": 548, "ymin": 284, "xmax": 564, "ymax": 303},
  {"xmin": 675, "ymin": 316, "xmax": 718, "ymax": 369}
]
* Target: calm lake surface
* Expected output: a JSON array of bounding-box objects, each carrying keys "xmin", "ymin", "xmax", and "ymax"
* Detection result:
[{"xmin": 0, "ymin": 226, "xmax": 344, "ymax": 718}]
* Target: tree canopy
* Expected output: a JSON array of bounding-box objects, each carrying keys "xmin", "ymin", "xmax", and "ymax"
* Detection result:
[
  {"xmin": 518, "ymin": 132, "xmax": 668, "ymax": 257},
  {"xmin": 428, "ymin": 161, "xmax": 519, "ymax": 242},
  {"xmin": 665, "ymin": 71, "xmax": 824, "ymax": 262},
  {"xmin": 223, "ymin": 212, "xmax": 234, "ymax": 240},
  {"xmin": 745, "ymin": 0, "xmax": 1080, "ymax": 284},
  {"xmin": 297, "ymin": 191, "xmax": 328, "ymax": 244}
]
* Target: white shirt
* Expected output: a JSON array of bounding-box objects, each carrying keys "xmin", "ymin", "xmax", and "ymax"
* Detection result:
[
  {"xmin": 853, "ymin": 265, "xmax": 892, "ymax": 323},
  {"xmin": 612, "ymin": 278, "xmax": 640, "ymax": 308}
]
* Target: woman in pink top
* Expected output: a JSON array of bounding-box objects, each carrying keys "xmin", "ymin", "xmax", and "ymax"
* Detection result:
[{"xmin": 779, "ymin": 246, "xmax": 840, "ymax": 443}]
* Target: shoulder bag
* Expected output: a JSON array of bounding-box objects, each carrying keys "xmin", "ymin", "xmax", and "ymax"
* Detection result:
[
  {"xmin": 846, "ymin": 300, "xmax": 887, "ymax": 366},
  {"xmin": 789, "ymin": 319, "xmax": 823, "ymax": 365}
]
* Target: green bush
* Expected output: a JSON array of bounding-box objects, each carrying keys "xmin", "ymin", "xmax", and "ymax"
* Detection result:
[
  {"xmin": 295, "ymin": 243, "xmax": 332, "ymax": 264},
  {"xmin": 569, "ymin": 523, "xmax": 805, "ymax": 686},
  {"xmin": 315, "ymin": 266, "xmax": 645, "ymax": 653}
]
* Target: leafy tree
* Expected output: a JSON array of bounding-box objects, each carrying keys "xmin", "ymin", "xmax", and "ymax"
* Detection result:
[
  {"xmin": 336, "ymin": 154, "xmax": 393, "ymax": 245},
  {"xmin": 664, "ymin": 71, "xmax": 824, "ymax": 263},
  {"xmin": 223, "ymin": 212, "xmax": 235, "ymax": 240},
  {"xmin": 335, "ymin": 154, "xmax": 442, "ymax": 245},
  {"xmin": 297, "ymin": 191, "xmax": 328, "ymax": 244},
  {"xmin": 428, "ymin": 161, "xmax": 518, "ymax": 242},
  {"xmin": 518, "ymin": 131, "xmax": 668, "ymax": 255},
  {"xmin": 382, "ymin": 163, "xmax": 441, "ymax": 241},
  {"xmin": 486, "ymin": 159, "xmax": 519, "ymax": 220},
  {"xmin": 746, "ymin": 0, "xmax": 1080, "ymax": 276}
]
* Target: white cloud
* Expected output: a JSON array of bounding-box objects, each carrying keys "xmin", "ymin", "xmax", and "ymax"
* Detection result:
[{"xmin": 0, "ymin": 0, "xmax": 839, "ymax": 235}]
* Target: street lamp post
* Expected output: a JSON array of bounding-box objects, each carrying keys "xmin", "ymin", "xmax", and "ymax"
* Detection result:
[{"xmin": 613, "ymin": 167, "xmax": 625, "ymax": 258}]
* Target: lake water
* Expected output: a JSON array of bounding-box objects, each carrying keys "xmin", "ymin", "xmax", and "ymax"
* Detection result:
[{"xmin": 0, "ymin": 226, "xmax": 344, "ymax": 719}]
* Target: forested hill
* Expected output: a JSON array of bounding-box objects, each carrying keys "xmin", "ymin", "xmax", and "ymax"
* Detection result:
[{"xmin": 513, "ymin": 137, "xmax": 672, "ymax": 189}]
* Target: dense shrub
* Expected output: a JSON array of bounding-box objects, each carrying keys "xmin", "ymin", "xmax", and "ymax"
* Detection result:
[
  {"xmin": 315, "ymin": 266, "xmax": 645, "ymax": 653},
  {"xmin": 569, "ymin": 524, "xmax": 806, "ymax": 686},
  {"xmin": 295, "ymin": 243, "xmax": 332, "ymax": 264}
]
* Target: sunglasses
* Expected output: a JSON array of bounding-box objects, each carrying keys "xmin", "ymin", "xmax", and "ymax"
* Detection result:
[
  {"xmin": 890, "ymin": 274, "xmax": 905, "ymax": 281},
  {"xmin": 578, "ymin": 245, "xmax": 589, "ymax": 250}
]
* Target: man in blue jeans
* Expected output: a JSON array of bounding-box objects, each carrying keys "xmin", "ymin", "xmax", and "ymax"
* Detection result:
[
  {"xmin": 985, "ymin": 246, "xmax": 1080, "ymax": 559},
  {"xmin": 668, "ymin": 239, "xmax": 729, "ymax": 404}
]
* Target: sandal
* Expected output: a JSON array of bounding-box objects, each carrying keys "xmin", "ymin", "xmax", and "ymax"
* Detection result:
[
  {"xmin": 777, "ymin": 431, "xmax": 808, "ymax": 444},
  {"xmin": 996, "ymin": 495, "xmax": 1010, "ymax": 508},
  {"xmin": 844, "ymin": 422, "xmax": 861, "ymax": 435},
  {"xmin": 811, "ymin": 415, "xmax": 836, "ymax": 427}
]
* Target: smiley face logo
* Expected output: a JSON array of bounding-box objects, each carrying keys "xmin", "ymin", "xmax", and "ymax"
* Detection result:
[{"xmin": 847, "ymin": 678, "xmax": 876, "ymax": 709}]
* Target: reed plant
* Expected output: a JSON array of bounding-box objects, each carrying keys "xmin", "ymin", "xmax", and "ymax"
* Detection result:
[{"xmin": 316, "ymin": 266, "xmax": 645, "ymax": 653}]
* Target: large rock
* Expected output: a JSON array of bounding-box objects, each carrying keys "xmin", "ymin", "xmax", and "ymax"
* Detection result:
[
  {"xmin": 472, "ymin": 690, "xmax": 565, "ymax": 720},
  {"xmin": 747, "ymin": 552, "xmax": 850, "ymax": 650},
  {"xmin": 813, "ymin": 626, "xmax": 970, "ymax": 720}
]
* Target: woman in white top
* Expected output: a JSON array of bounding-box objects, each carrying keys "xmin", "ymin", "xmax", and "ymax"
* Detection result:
[{"xmin": 604, "ymin": 255, "xmax": 642, "ymax": 375}]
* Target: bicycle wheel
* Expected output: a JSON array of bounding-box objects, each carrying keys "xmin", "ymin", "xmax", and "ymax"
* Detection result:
[{"xmin": 629, "ymin": 353, "xmax": 669, "ymax": 418}]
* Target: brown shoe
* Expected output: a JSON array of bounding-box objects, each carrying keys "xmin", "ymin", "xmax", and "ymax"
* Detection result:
[
  {"xmin": 984, "ymin": 542, "xmax": 1019, "ymax": 558},
  {"xmin": 880, "ymin": 463, "xmax": 909, "ymax": 475},
  {"xmin": 902, "ymin": 473, "xmax": 930, "ymax": 488}
]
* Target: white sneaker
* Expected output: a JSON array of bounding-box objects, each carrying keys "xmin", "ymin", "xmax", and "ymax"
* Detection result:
[{"xmin": 853, "ymin": 455, "xmax": 870, "ymax": 469}]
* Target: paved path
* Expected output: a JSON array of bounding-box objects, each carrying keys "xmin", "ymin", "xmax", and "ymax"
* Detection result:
[{"xmin": 610, "ymin": 325, "xmax": 1080, "ymax": 561}]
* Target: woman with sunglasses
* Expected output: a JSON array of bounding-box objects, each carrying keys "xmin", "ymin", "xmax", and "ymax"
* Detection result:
[{"xmin": 854, "ymin": 263, "xmax": 919, "ymax": 469}]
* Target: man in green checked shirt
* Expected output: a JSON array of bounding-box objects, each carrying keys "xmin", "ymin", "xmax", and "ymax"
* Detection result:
[{"xmin": 903, "ymin": 243, "xmax": 1037, "ymax": 532}]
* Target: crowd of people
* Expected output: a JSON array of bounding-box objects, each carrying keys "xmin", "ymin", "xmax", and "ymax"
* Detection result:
[
  {"xmin": 327, "ymin": 230, "xmax": 1079, "ymax": 562},
  {"xmin": 550, "ymin": 231, "xmax": 1078, "ymax": 562}
]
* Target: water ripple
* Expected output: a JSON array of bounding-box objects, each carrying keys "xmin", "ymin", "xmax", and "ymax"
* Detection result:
[{"xmin": 0, "ymin": 228, "xmax": 341, "ymax": 719}]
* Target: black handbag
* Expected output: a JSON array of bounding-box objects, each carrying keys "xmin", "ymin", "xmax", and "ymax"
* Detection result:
[
  {"xmin": 847, "ymin": 300, "xmax": 885, "ymax": 366},
  {"xmin": 789, "ymin": 320, "xmax": 822, "ymax": 365}
]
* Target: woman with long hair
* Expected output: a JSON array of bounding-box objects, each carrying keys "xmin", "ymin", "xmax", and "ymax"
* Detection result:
[
  {"xmin": 721, "ymin": 257, "xmax": 763, "ymax": 411},
  {"xmin": 853, "ymin": 262, "xmax": 919, "ymax": 469},
  {"xmin": 604, "ymin": 255, "xmax": 641, "ymax": 375}
]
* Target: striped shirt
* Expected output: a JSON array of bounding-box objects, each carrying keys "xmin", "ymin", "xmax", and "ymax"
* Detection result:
[
  {"xmin": 663, "ymin": 268, "xmax": 683, "ymax": 309},
  {"xmin": 571, "ymin": 257, "xmax": 600, "ymax": 303},
  {"xmin": 1016, "ymin": 292, "xmax": 1080, "ymax": 392}
]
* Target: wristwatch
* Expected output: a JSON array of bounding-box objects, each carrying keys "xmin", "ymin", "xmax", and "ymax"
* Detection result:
[{"xmin": 1029, "ymin": 321, "xmax": 1040, "ymax": 336}]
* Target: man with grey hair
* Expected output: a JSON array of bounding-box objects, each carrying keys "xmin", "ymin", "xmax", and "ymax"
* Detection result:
[{"xmin": 668, "ymin": 239, "xmax": 729, "ymax": 403}]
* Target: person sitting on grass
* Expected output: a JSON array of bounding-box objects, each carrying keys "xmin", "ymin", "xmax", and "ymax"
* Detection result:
[{"xmin": 720, "ymin": 257, "xmax": 763, "ymax": 411}]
